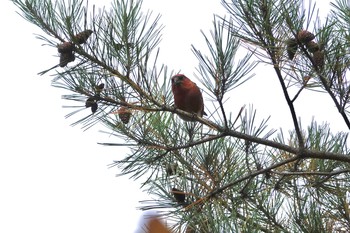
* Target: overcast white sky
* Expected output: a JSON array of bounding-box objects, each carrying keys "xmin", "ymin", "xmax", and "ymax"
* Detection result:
[{"xmin": 0, "ymin": 0, "xmax": 340, "ymax": 232}]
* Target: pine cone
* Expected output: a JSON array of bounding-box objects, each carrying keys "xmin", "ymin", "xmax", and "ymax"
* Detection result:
[
  {"xmin": 91, "ymin": 102, "xmax": 98, "ymax": 113},
  {"xmin": 286, "ymin": 38, "xmax": 298, "ymax": 60},
  {"xmin": 96, "ymin": 83, "xmax": 105, "ymax": 94},
  {"xmin": 297, "ymin": 30, "xmax": 315, "ymax": 43},
  {"xmin": 85, "ymin": 96, "xmax": 96, "ymax": 108},
  {"xmin": 313, "ymin": 50, "xmax": 325, "ymax": 69},
  {"xmin": 59, "ymin": 52, "xmax": 75, "ymax": 67},
  {"xmin": 73, "ymin": 30, "xmax": 93, "ymax": 44},
  {"xmin": 57, "ymin": 42, "xmax": 75, "ymax": 53},
  {"xmin": 306, "ymin": 41, "xmax": 319, "ymax": 53},
  {"xmin": 118, "ymin": 106, "xmax": 132, "ymax": 124},
  {"xmin": 171, "ymin": 188, "xmax": 186, "ymax": 204},
  {"xmin": 85, "ymin": 97, "xmax": 98, "ymax": 113}
]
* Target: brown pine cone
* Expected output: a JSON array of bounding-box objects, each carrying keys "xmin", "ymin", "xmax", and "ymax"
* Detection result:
[
  {"xmin": 96, "ymin": 83, "xmax": 105, "ymax": 94},
  {"xmin": 306, "ymin": 41, "xmax": 319, "ymax": 53},
  {"xmin": 297, "ymin": 30, "xmax": 315, "ymax": 43},
  {"xmin": 313, "ymin": 50, "xmax": 325, "ymax": 69},
  {"xmin": 57, "ymin": 42, "xmax": 75, "ymax": 53},
  {"xmin": 91, "ymin": 102, "xmax": 98, "ymax": 113},
  {"xmin": 171, "ymin": 188, "xmax": 186, "ymax": 204},
  {"xmin": 118, "ymin": 106, "xmax": 132, "ymax": 124},
  {"xmin": 59, "ymin": 52, "xmax": 75, "ymax": 67},
  {"xmin": 85, "ymin": 96, "xmax": 96, "ymax": 108},
  {"xmin": 85, "ymin": 97, "xmax": 98, "ymax": 113},
  {"xmin": 73, "ymin": 30, "xmax": 93, "ymax": 44}
]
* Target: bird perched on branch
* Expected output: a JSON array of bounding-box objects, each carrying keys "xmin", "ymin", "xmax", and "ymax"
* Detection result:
[{"xmin": 171, "ymin": 74, "xmax": 206, "ymax": 121}]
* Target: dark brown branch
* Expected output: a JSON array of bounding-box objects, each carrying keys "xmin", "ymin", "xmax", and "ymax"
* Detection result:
[
  {"xmin": 239, "ymin": 4, "xmax": 304, "ymax": 149},
  {"xmin": 291, "ymin": 85, "xmax": 306, "ymax": 103},
  {"xmin": 208, "ymin": 155, "xmax": 299, "ymax": 198},
  {"xmin": 272, "ymin": 169, "xmax": 350, "ymax": 177},
  {"xmin": 80, "ymin": 93, "xmax": 350, "ymax": 164},
  {"xmin": 318, "ymin": 73, "xmax": 350, "ymax": 129},
  {"xmin": 298, "ymin": 40, "xmax": 350, "ymax": 130}
]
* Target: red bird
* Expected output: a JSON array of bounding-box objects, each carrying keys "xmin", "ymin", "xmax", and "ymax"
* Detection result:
[{"xmin": 171, "ymin": 74, "xmax": 206, "ymax": 121}]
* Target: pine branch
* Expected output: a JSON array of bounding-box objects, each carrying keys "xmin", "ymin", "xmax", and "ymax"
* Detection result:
[{"xmin": 12, "ymin": 0, "xmax": 350, "ymax": 231}]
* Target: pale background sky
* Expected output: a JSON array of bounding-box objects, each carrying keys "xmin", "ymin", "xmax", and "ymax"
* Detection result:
[{"xmin": 0, "ymin": 0, "xmax": 340, "ymax": 232}]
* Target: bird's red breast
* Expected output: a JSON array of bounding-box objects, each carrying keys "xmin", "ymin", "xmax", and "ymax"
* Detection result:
[{"xmin": 171, "ymin": 74, "xmax": 205, "ymax": 121}]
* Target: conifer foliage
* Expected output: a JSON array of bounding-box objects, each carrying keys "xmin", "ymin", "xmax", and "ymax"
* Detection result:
[{"xmin": 12, "ymin": 0, "xmax": 350, "ymax": 232}]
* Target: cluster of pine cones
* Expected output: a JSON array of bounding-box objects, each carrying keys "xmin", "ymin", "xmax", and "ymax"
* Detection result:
[
  {"xmin": 67, "ymin": 30, "xmax": 132, "ymax": 122},
  {"xmin": 85, "ymin": 83, "xmax": 104, "ymax": 114},
  {"xmin": 57, "ymin": 29, "xmax": 93, "ymax": 67},
  {"xmin": 286, "ymin": 29, "xmax": 324, "ymax": 69},
  {"xmin": 84, "ymin": 83, "xmax": 132, "ymax": 123}
]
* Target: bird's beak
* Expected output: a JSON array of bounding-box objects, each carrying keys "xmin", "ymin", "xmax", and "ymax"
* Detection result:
[{"xmin": 172, "ymin": 76, "xmax": 181, "ymax": 86}]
